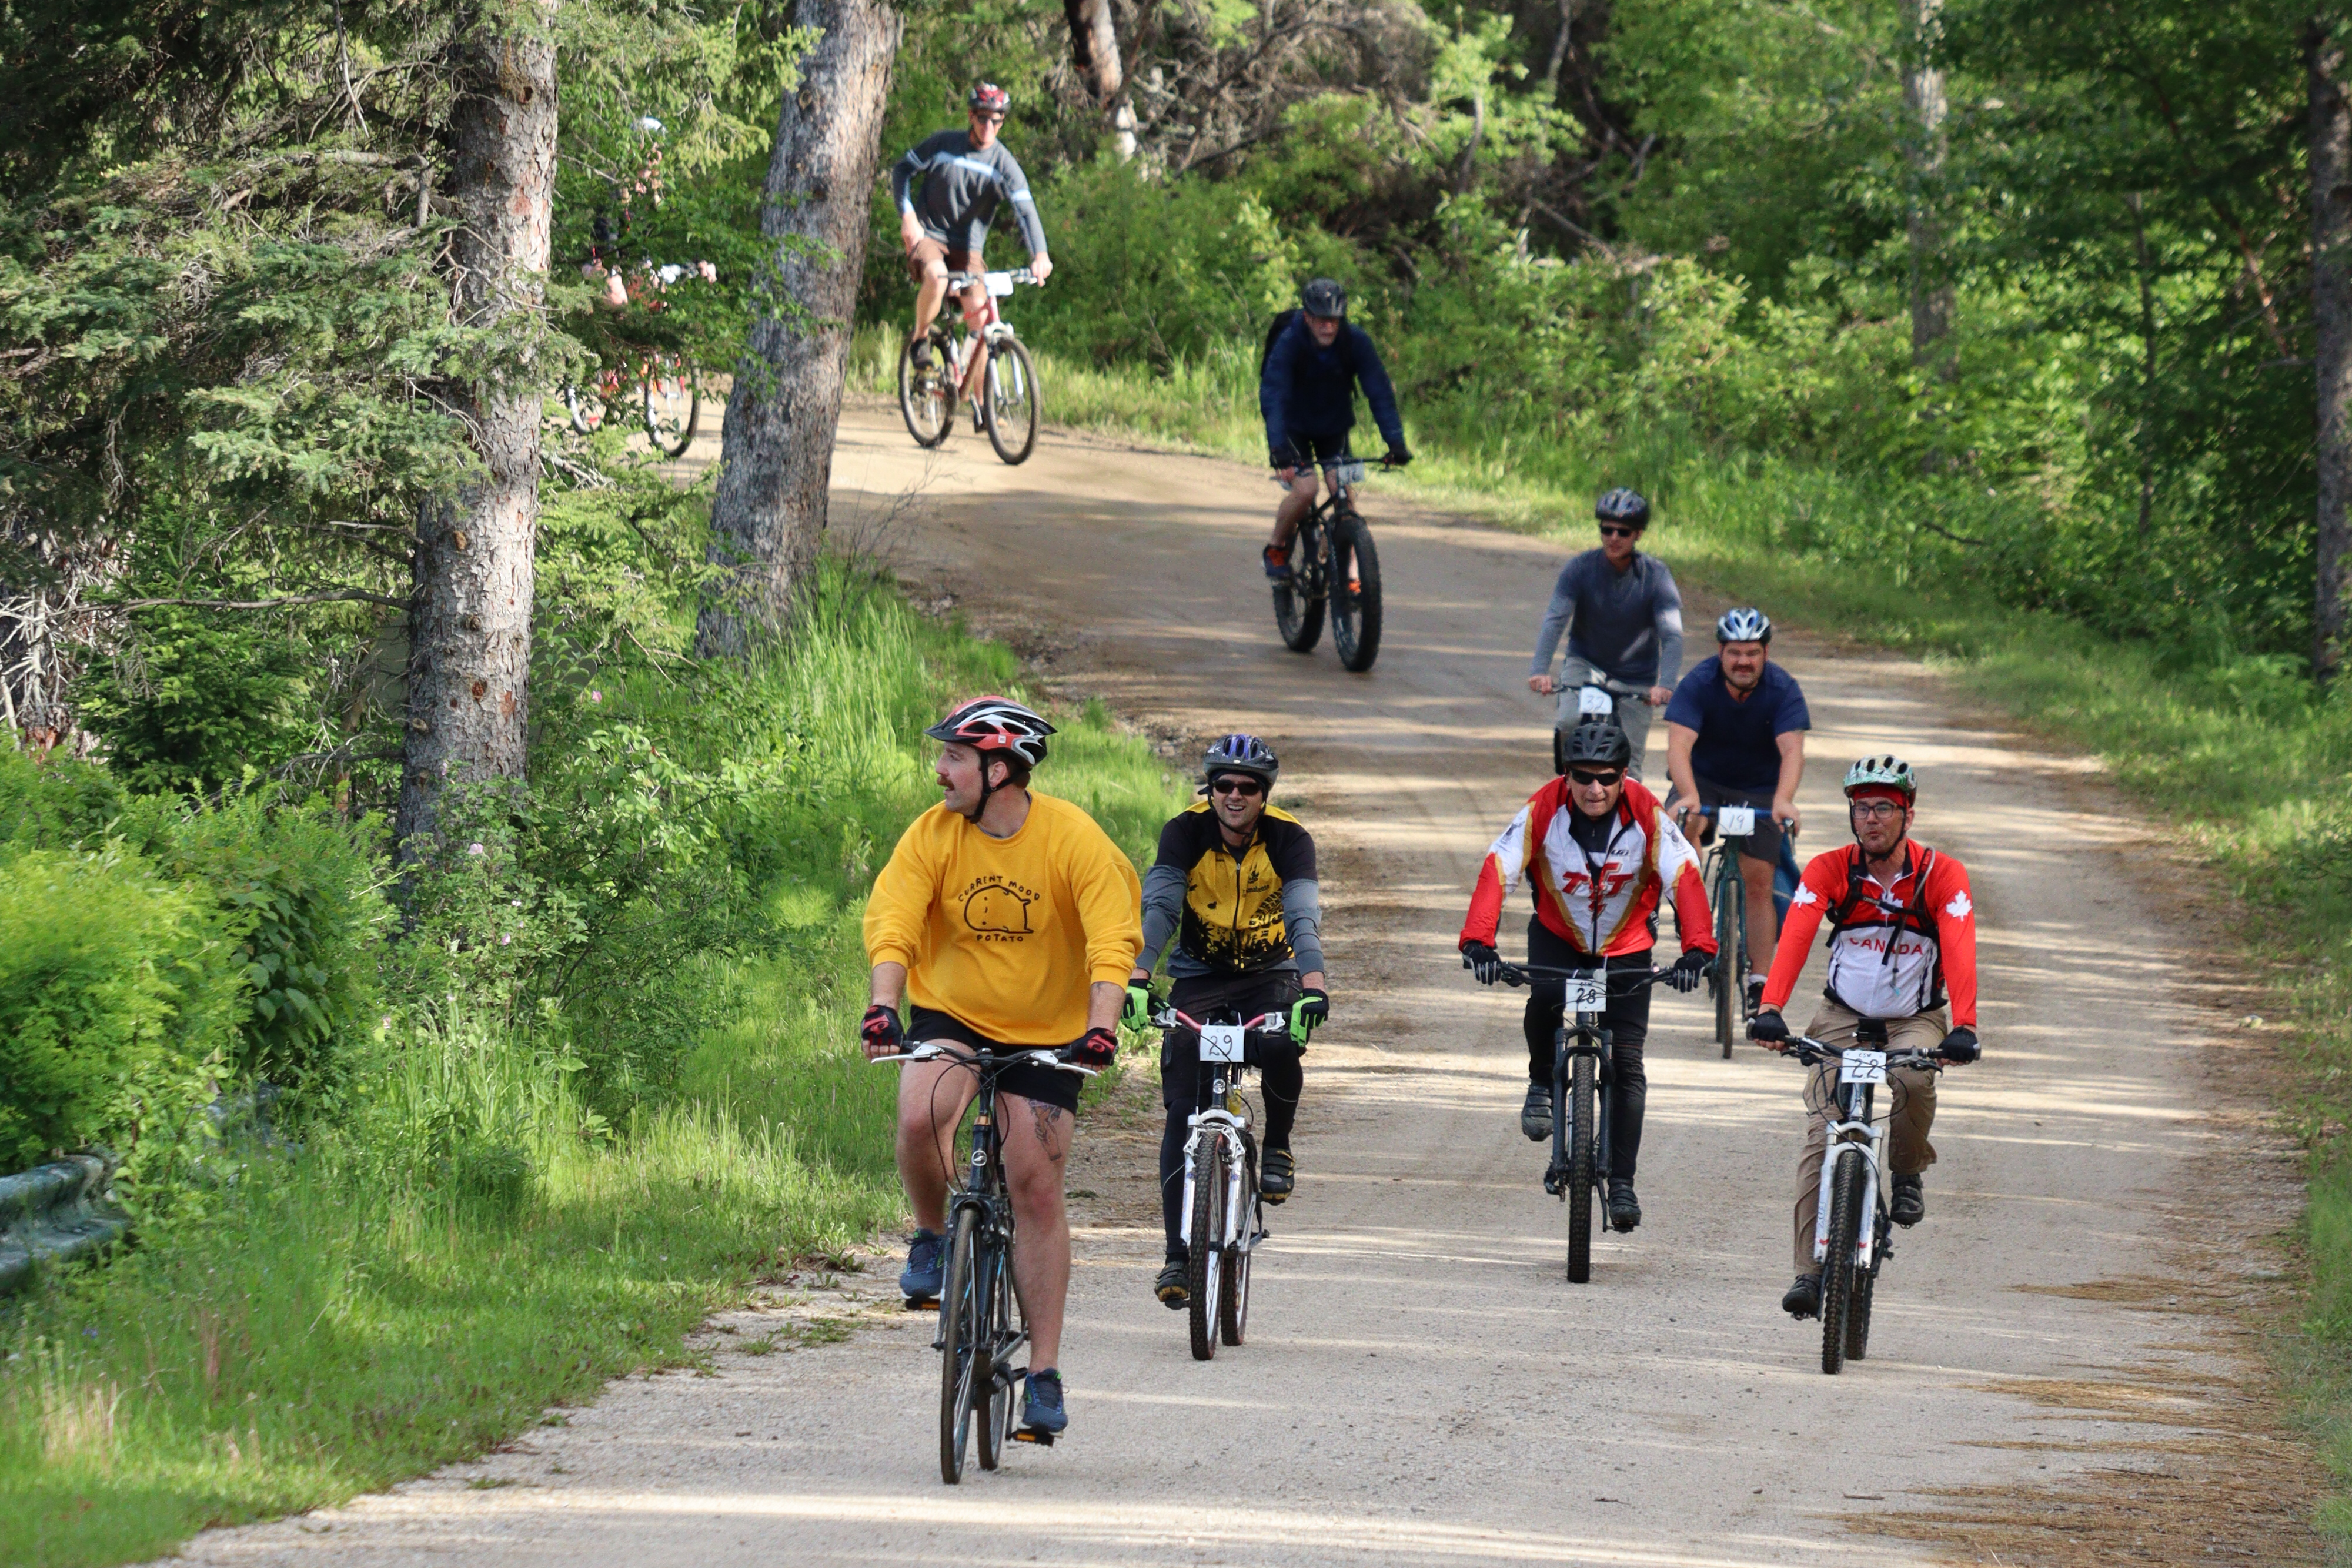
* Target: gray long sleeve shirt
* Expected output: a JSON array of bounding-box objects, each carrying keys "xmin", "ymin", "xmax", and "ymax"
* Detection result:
[
  {"xmin": 1140, "ymin": 864, "xmax": 1325, "ymax": 979},
  {"xmin": 1529, "ymin": 549, "xmax": 1685, "ymax": 687},
  {"xmin": 889, "ymin": 131, "xmax": 1048, "ymax": 258}
]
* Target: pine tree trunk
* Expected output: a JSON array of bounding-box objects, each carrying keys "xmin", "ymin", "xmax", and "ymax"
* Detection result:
[
  {"xmin": 697, "ymin": 0, "xmax": 901, "ymax": 658},
  {"xmin": 395, "ymin": 9, "xmax": 557, "ymax": 852},
  {"xmin": 1065, "ymin": 0, "xmax": 1124, "ymax": 104},
  {"xmin": 1904, "ymin": 0, "xmax": 1953, "ymax": 376},
  {"xmin": 2313, "ymin": 14, "xmax": 2352, "ymax": 681}
]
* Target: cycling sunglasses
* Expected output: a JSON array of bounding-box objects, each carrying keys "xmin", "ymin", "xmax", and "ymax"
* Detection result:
[
  {"xmin": 1597, "ymin": 523, "xmax": 1641, "ymax": 539},
  {"xmin": 1210, "ymin": 775, "xmax": 1267, "ymax": 797},
  {"xmin": 1568, "ymin": 767, "xmax": 1623, "ymax": 787},
  {"xmin": 972, "ymin": 111, "xmax": 1007, "ymax": 123}
]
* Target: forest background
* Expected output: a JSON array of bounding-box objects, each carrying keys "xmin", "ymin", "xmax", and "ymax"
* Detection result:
[{"xmin": 5, "ymin": 0, "xmax": 2352, "ymax": 1560}]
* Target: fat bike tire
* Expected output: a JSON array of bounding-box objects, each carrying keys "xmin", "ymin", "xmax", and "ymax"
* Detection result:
[
  {"xmin": 1188, "ymin": 1139, "xmax": 1227, "ymax": 1362},
  {"xmin": 898, "ymin": 336, "xmax": 953, "ymax": 449},
  {"xmin": 1274, "ymin": 516, "xmax": 1327, "ymax": 653},
  {"xmin": 938, "ymin": 1207, "xmax": 985, "ymax": 1482},
  {"xmin": 1820, "ymin": 1148, "xmax": 1865, "ymax": 1375},
  {"xmin": 1328, "ymin": 510, "xmax": 1384, "ymax": 672},
  {"xmin": 1566, "ymin": 1052, "xmax": 1598, "ymax": 1285},
  {"xmin": 983, "ymin": 338, "xmax": 1040, "ymax": 465}
]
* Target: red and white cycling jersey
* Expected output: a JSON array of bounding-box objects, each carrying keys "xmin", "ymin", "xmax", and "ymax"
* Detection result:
[
  {"xmin": 1760, "ymin": 841, "xmax": 1978, "ymax": 1026},
  {"xmin": 1459, "ymin": 776, "xmax": 1715, "ymax": 959}
]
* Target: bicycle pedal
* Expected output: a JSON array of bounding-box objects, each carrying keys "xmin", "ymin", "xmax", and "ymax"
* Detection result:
[
  {"xmin": 904, "ymin": 1296, "xmax": 939, "ymax": 1312},
  {"xmin": 1011, "ymin": 1426, "xmax": 1056, "ymax": 1447}
]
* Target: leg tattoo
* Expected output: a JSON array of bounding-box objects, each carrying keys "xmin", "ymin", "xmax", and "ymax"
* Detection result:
[{"xmin": 1030, "ymin": 1102, "xmax": 1067, "ymax": 1162}]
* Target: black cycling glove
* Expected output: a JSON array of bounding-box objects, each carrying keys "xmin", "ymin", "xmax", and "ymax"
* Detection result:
[
  {"xmin": 1666, "ymin": 948, "xmax": 1710, "ymax": 994},
  {"xmin": 1748, "ymin": 1008, "xmax": 1789, "ymax": 1045},
  {"xmin": 1462, "ymin": 941, "xmax": 1505, "ymax": 985},
  {"xmin": 1937, "ymin": 1025, "xmax": 1980, "ymax": 1064},
  {"xmin": 1383, "ymin": 445, "xmax": 1413, "ymax": 468},
  {"xmin": 1065, "ymin": 1027, "xmax": 1119, "ymax": 1069},
  {"xmin": 861, "ymin": 1004, "xmax": 904, "ymax": 1055}
]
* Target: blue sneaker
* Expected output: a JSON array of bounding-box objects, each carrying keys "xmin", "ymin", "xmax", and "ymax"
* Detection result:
[
  {"xmin": 898, "ymin": 1229, "xmax": 944, "ymax": 1303},
  {"xmin": 1262, "ymin": 544, "xmax": 1292, "ymax": 583},
  {"xmin": 1023, "ymin": 1368, "xmax": 1067, "ymax": 1433}
]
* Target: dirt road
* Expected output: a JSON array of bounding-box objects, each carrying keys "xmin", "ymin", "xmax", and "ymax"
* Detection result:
[{"xmin": 176, "ymin": 406, "xmax": 2322, "ymax": 1566}]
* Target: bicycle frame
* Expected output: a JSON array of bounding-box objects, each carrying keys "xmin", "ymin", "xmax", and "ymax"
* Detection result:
[
  {"xmin": 1790, "ymin": 1025, "xmax": 1939, "ymax": 1272},
  {"xmin": 1159, "ymin": 1008, "xmax": 1285, "ymax": 1255},
  {"xmin": 938, "ymin": 270, "xmax": 1030, "ymax": 393}
]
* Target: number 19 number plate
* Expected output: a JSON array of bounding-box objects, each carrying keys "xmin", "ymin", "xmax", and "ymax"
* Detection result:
[
  {"xmin": 1839, "ymin": 1048, "xmax": 1887, "ymax": 1084},
  {"xmin": 1198, "ymin": 1024, "xmax": 1246, "ymax": 1063},
  {"xmin": 1562, "ymin": 975, "xmax": 1607, "ymax": 1012},
  {"xmin": 1716, "ymin": 805, "xmax": 1756, "ymax": 835}
]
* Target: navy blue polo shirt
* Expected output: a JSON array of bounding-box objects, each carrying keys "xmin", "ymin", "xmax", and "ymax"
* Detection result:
[{"xmin": 1665, "ymin": 656, "xmax": 1810, "ymax": 794}]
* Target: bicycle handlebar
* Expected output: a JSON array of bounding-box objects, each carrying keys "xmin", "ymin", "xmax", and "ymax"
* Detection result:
[
  {"xmin": 868, "ymin": 1041, "xmax": 1097, "ymax": 1077},
  {"xmin": 1471, "ymin": 959, "xmax": 1671, "ymax": 993},
  {"xmin": 1679, "ymin": 802, "xmax": 1799, "ymax": 837},
  {"xmin": 1149, "ymin": 1007, "xmax": 1289, "ymax": 1035},
  {"xmin": 941, "ymin": 268, "xmax": 1038, "ymax": 289},
  {"xmin": 1773, "ymin": 1034, "xmax": 1950, "ymax": 1071}
]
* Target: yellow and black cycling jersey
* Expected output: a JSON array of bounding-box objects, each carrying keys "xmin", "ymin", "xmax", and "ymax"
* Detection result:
[{"xmin": 1137, "ymin": 802, "xmax": 1324, "ymax": 979}]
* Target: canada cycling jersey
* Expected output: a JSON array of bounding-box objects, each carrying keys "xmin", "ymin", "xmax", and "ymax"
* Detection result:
[
  {"xmin": 1137, "ymin": 803, "xmax": 1324, "ymax": 979},
  {"xmin": 1760, "ymin": 842, "xmax": 1977, "ymax": 1026},
  {"xmin": 1459, "ymin": 776, "xmax": 1716, "ymax": 959}
]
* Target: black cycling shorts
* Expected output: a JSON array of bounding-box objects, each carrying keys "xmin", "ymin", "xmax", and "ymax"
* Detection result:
[
  {"xmin": 1157, "ymin": 970, "xmax": 1302, "ymax": 1108},
  {"xmin": 906, "ymin": 1005, "xmax": 1083, "ymax": 1112},
  {"xmin": 1670, "ymin": 771, "xmax": 1786, "ymax": 864},
  {"xmin": 1281, "ymin": 432, "xmax": 1352, "ymax": 469}
]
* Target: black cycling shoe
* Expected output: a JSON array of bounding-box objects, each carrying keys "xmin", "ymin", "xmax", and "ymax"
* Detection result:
[
  {"xmin": 1782, "ymin": 1272, "xmax": 1821, "ymax": 1319},
  {"xmin": 1154, "ymin": 1261, "xmax": 1188, "ymax": 1309},
  {"xmin": 1260, "ymin": 1146, "xmax": 1294, "ymax": 1203},
  {"xmin": 909, "ymin": 336, "xmax": 933, "ymax": 368},
  {"xmin": 1519, "ymin": 1083, "xmax": 1552, "ymax": 1142},
  {"xmin": 1891, "ymin": 1173, "xmax": 1925, "ymax": 1226},
  {"xmin": 1606, "ymin": 1179, "xmax": 1642, "ymax": 1233}
]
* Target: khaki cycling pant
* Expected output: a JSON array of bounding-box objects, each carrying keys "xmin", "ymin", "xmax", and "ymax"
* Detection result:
[
  {"xmin": 1554, "ymin": 657, "xmax": 1655, "ymax": 780},
  {"xmin": 1792, "ymin": 1000, "xmax": 1942, "ymax": 1273}
]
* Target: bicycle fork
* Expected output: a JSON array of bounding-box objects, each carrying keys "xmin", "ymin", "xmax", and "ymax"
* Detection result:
[
  {"xmin": 1178, "ymin": 1110, "xmax": 1255, "ymax": 1251},
  {"xmin": 1544, "ymin": 1027, "xmax": 1613, "ymax": 1196},
  {"xmin": 1811, "ymin": 1085, "xmax": 1885, "ymax": 1269}
]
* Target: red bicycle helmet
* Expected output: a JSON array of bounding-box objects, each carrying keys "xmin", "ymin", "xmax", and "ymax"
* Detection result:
[
  {"xmin": 925, "ymin": 695, "xmax": 1054, "ymax": 767},
  {"xmin": 968, "ymin": 82, "xmax": 1011, "ymax": 115}
]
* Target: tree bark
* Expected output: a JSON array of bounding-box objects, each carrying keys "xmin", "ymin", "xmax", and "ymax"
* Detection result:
[
  {"xmin": 2313, "ymin": 14, "xmax": 2352, "ymax": 681},
  {"xmin": 697, "ymin": 0, "xmax": 900, "ymax": 658},
  {"xmin": 395, "ymin": 7, "xmax": 557, "ymax": 853},
  {"xmin": 1065, "ymin": 0, "xmax": 1124, "ymax": 104},
  {"xmin": 1903, "ymin": 0, "xmax": 1954, "ymax": 377}
]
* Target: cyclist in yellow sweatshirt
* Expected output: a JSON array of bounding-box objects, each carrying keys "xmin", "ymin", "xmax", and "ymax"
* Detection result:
[{"xmin": 860, "ymin": 696, "xmax": 1142, "ymax": 1438}]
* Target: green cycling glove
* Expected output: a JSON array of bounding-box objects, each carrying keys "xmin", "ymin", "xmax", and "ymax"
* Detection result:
[
  {"xmin": 1122, "ymin": 982, "xmax": 1155, "ymax": 1029},
  {"xmin": 1290, "ymin": 987, "xmax": 1329, "ymax": 1045}
]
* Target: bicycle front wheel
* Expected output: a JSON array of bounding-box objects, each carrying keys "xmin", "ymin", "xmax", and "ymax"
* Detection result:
[
  {"xmin": 977, "ymin": 1230, "xmax": 1015, "ymax": 1470},
  {"xmin": 1274, "ymin": 515, "xmax": 1327, "ymax": 653},
  {"xmin": 898, "ymin": 335, "xmax": 953, "ymax": 449},
  {"xmin": 564, "ymin": 383, "xmax": 607, "ymax": 436},
  {"xmin": 1566, "ymin": 1052, "xmax": 1597, "ymax": 1284},
  {"xmin": 1713, "ymin": 871, "xmax": 1740, "ymax": 1058},
  {"xmin": 1187, "ymin": 1138, "xmax": 1227, "ymax": 1362},
  {"xmin": 643, "ymin": 357, "xmax": 700, "ymax": 459},
  {"xmin": 1819, "ymin": 1148, "xmax": 1865, "ymax": 1375},
  {"xmin": 984, "ymin": 338, "xmax": 1039, "ymax": 464},
  {"xmin": 938, "ymin": 1208, "xmax": 985, "ymax": 1482},
  {"xmin": 1328, "ymin": 510, "xmax": 1384, "ymax": 673},
  {"xmin": 1220, "ymin": 1151, "xmax": 1255, "ymax": 1346}
]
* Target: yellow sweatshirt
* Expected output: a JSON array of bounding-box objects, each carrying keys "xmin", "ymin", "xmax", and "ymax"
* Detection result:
[{"xmin": 863, "ymin": 793, "xmax": 1144, "ymax": 1045}]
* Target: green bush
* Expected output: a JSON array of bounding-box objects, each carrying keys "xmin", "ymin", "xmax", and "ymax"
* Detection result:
[{"xmin": 0, "ymin": 845, "xmax": 230, "ymax": 1172}]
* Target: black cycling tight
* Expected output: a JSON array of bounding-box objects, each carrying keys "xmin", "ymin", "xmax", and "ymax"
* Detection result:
[{"xmin": 1522, "ymin": 919, "xmax": 1651, "ymax": 1183}]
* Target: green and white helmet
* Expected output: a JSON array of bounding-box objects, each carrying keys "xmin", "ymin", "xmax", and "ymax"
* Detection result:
[{"xmin": 1843, "ymin": 754, "xmax": 1917, "ymax": 801}]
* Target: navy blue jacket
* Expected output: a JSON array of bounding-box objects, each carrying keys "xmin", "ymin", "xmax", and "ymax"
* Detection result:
[{"xmin": 1258, "ymin": 316, "xmax": 1404, "ymax": 463}]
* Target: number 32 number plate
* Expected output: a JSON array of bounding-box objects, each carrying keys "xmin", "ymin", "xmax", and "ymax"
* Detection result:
[
  {"xmin": 1839, "ymin": 1048, "xmax": 1887, "ymax": 1084},
  {"xmin": 1198, "ymin": 1024, "xmax": 1246, "ymax": 1063}
]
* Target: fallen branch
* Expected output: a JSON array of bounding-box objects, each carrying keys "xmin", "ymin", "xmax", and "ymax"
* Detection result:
[{"xmin": 116, "ymin": 589, "xmax": 407, "ymax": 611}]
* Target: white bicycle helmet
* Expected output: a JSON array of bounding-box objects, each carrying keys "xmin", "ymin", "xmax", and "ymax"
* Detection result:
[
  {"xmin": 1716, "ymin": 606, "xmax": 1772, "ymax": 644},
  {"xmin": 1843, "ymin": 755, "xmax": 1917, "ymax": 801}
]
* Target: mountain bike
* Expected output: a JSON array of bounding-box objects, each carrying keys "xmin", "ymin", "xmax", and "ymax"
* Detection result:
[
  {"xmin": 1482, "ymin": 959, "xmax": 1668, "ymax": 1283},
  {"xmin": 1777, "ymin": 1021, "xmax": 1952, "ymax": 1374},
  {"xmin": 868, "ymin": 1041, "xmax": 1095, "ymax": 1482},
  {"xmin": 564, "ymin": 264, "xmax": 704, "ymax": 459},
  {"xmin": 1552, "ymin": 675, "xmax": 1648, "ymax": 775},
  {"xmin": 1151, "ymin": 1002, "xmax": 1290, "ymax": 1361},
  {"xmin": 1687, "ymin": 803, "xmax": 1791, "ymax": 1059},
  {"xmin": 1271, "ymin": 453, "xmax": 1396, "ymax": 673},
  {"xmin": 897, "ymin": 269, "xmax": 1041, "ymax": 465}
]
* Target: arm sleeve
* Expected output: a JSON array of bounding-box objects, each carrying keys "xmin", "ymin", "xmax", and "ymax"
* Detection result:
[
  {"xmin": 1281, "ymin": 878, "xmax": 1325, "ymax": 975},
  {"xmin": 889, "ymin": 140, "xmax": 928, "ymax": 216},
  {"xmin": 1351, "ymin": 329, "xmax": 1405, "ymax": 449},
  {"xmin": 1530, "ymin": 561, "xmax": 1580, "ymax": 676},
  {"xmin": 1066, "ymin": 823, "xmax": 1145, "ymax": 987},
  {"xmin": 862, "ymin": 817, "xmax": 936, "ymax": 970},
  {"xmin": 1930, "ymin": 859, "xmax": 1979, "ymax": 1029},
  {"xmin": 1662, "ymin": 667, "xmax": 1708, "ymax": 730},
  {"xmin": 1760, "ymin": 853, "xmax": 1842, "ymax": 1012},
  {"xmin": 1655, "ymin": 813, "xmax": 1716, "ymax": 954},
  {"xmin": 1260, "ymin": 327, "xmax": 1297, "ymax": 458},
  {"xmin": 1459, "ymin": 804, "xmax": 1535, "ymax": 948},
  {"xmin": 1652, "ymin": 565, "xmax": 1685, "ymax": 687},
  {"xmin": 1776, "ymin": 676, "xmax": 1813, "ymax": 734},
  {"xmin": 1135, "ymin": 859, "xmax": 1186, "ymax": 974},
  {"xmin": 997, "ymin": 149, "xmax": 1048, "ymax": 256}
]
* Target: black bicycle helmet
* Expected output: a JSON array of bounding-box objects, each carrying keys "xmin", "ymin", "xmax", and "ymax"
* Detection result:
[
  {"xmin": 1301, "ymin": 278, "xmax": 1347, "ymax": 319},
  {"xmin": 968, "ymin": 82, "xmax": 1011, "ymax": 114},
  {"xmin": 1560, "ymin": 717, "xmax": 1634, "ymax": 770},
  {"xmin": 1201, "ymin": 733, "xmax": 1279, "ymax": 787},
  {"xmin": 924, "ymin": 694, "xmax": 1054, "ymax": 767},
  {"xmin": 1595, "ymin": 488, "xmax": 1651, "ymax": 529}
]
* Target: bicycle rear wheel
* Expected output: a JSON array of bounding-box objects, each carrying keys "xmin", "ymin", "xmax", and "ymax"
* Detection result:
[
  {"xmin": 1187, "ymin": 1139, "xmax": 1227, "ymax": 1360},
  {"xmin": 1274, "ymin": 515, "xmax": 1327, "ymax": 653},
  {"xmin": 1328, "ymin": 510, "xmax": 1384, "ymax": 673},
  {"xmin": 565, "ymin": 383, "xmax": 607, "ymax": 435},
  {"xmin": 938, "ymin": 1207, "xmax": 985, "ymax": 1482},
  {"xmin": 984, "ymin": 338, "xmax": 1039, "ymax": 464},
  {"xmin": 1566, "ymin": 1051, "xmax": 1597, "ymax": 1284},
  {"xmin": 1819, "ymin": 1148, "xmax": 1865, "ymax": 1375},
  {"xmin": 643, "ymin": 357, "xmax": 699, "ymax": 458},
  {"xmin": 1714, "ymin": 869, "xmax": 1742, "ymax": 1058},
  {"xmin": 898, "ymin": 335, "xmax": 953, "ymax": 448},
  {"xmin": 977, "ymin": 1234, "xmax": 1014, "ymax": 1469}
]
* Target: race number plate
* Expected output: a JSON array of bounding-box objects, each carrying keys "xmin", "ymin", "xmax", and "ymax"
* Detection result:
[
  {"xmin": 1562, "ymin": 974, "xmax": 1608, "ymax": 1012},
  {"xmin": 1329, "ymin": 459, "xmax": 1367, "ymax": 485},
  {"xmin": 1198, "ymin": 1024, "xmax": 1246, "ymax": 1064},
  {"xmin": 984, "ymin": 270, "xmax": 1016, "ymax": 297},
  {"xmin": 1840, "ymin": 1048, "xmax": 1888, "ymax": 1085},
  {"xmin": 1717, "ymin": 804, "xmax": 1756, "ymax": 835},
  {"xmin": 1576, "ymin": 685, "xmax": 1616, "ymax": 717}
]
